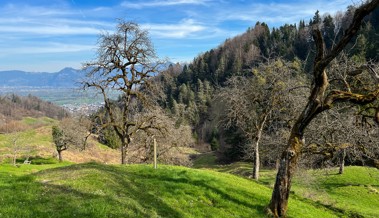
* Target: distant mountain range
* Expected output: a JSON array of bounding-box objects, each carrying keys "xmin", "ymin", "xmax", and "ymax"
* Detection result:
[
  {"xmin": 0, "ymin": 62, "xmax": 172, "ymax": 88},
  {"xmin": 0, "ymin": 67, "xmax": 84, "ymax": 87}
]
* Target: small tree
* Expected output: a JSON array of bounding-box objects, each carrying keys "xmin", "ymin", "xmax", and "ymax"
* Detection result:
[
  {"xmin": 10, "ymin": 132, "xmax": 32, "ymax": 165},
  {"xmin": 82, "ymin": 20, "xmax": 164, "ymax": 164},
  {"xmin": 126, "ymin": 108, "xmax": 195, "ymax": 166},
  {"xmin": 52, "ymin": 125, "xmax": 66, "ymax": 162},
  {"xmin": 60, "ymin": 117, "xmax": 90, "ymax": 151},
  {"xmin": 51, "ymin": 118, "xmax": 86, "ymax": 162}
]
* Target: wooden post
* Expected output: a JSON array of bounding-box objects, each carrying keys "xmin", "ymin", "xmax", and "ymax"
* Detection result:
[{"xmin": 153, "ymin": 138, "xmax": 157, "ymax": 169}]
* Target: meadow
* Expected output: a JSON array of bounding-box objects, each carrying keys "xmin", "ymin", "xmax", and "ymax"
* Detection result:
[
  {"xmin": 0, "ymin": 118, "xmax": 378, "ymax": 218},
  {"xmin": 0, "ymin": 161, "xmax": 378, "ymax": 218}
]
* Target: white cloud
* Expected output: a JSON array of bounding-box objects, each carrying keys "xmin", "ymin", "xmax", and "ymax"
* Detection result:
[
  {"xmin": 143, "ymin": 19, "xmax": 206, "ymax": 38},
  {"xmin": 121, "ymin": 0, "xmax": 210, "ymax": 8}
]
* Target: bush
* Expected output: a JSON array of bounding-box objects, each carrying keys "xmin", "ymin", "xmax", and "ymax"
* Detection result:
[
  {"xmin": 210, "ymin": 137, "xmax": 219, "ymax": 151},
  {"xmin": 29, "ymin": 157, "xmax": 58, "ymax": 165}
]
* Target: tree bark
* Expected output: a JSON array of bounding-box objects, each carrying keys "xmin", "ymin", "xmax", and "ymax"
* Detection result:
[
  {"xmin": 253, "ymin": 113, "xmax": 269, "ymax": 180},
  {"xmin": 121, "ymin": 144, "xmax": 127, "ymax": 165},
  {"xmin": 269, "ymin": 131, "xmax": 304, "ymax": 217},
  {"xmin": 58, "ymin": 150, "xmax": 63, "ymax": 162},
  {"xmin": 269, "ymin": 71, "xmax": 328, "ymax": 217},
  {"xmin": 253, "ymin": 140, "xmax": 260, "ymax": 180},
  {"xmin": 252, "ymin": 119, "xmax": 265, "ymax": 180}
]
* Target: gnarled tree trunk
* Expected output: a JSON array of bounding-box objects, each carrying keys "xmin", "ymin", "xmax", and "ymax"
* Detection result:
[
  {"xmin": 269, "ymin": 97, "xmax": 322, "ymax": 216},
  {"xmin": 268, "ymin": 1, "xmax": 379, "ymax": 217}
]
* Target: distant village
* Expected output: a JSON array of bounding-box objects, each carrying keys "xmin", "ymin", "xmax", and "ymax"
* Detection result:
[{"xmin": 62, "ymin": 103, "xmax": 103, "ymax": 115}]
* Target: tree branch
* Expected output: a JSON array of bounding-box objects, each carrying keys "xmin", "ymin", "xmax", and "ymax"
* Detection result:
[{"xmin": 324, "ymin": 89, "xmax": 379, "ymax": 109}]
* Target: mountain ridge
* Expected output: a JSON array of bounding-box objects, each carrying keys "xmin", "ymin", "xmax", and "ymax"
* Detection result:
[{"xmin": 0, "ymin": 67, "xmax": 83, "ymax": 87}]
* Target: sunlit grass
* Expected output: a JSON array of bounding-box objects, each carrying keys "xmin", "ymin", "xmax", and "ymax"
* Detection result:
[
  {"xmin": 193, "ymin": 154, "xmax": 379, "ymax": 218},
  {"xmin": 0, "ymin": 162, "xmax": 341, "ymax": 218},
  {"xmin": 291, "ymin": 166, "xmax": 379, "ymax": 218}
]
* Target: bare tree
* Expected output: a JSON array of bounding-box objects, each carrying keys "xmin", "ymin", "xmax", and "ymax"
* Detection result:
[
  {"xmin": 52, "ymin": 125, "xmax": 67, "ymax": 162},
  {"xmin": 303, "ymin": 106, "xmax": 375, "ymax": 172},
  {"xmin": 61, "ymin": 117, "xmax": 90, "ymax": 150},
  {"xmin": 303, "ymin": 56, "xmax": 379, "ymax": 173},
  {"xmin": 126, "ymin": 108, "xmax": 195, "ymax": 166},
  {"xmin": 218, "ymin": 59, "xmax": 307, "ymax": 180},
  {"xmin": 10, "ymin": 131, "xmax": 32, "ymax": 165},
  {"xmin": 82, "ymin": 20, "xmax": 164, "ymax": 164},
  {"xmin": 52, "ymin": 118, "xmax": 89, "ymax": 162},
  {"xmin": 268, "ymin": 1, "xmax": 379, "ymax": 217}
]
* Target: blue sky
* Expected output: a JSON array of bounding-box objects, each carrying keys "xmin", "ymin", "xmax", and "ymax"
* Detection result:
[{"xmin": 0, "ymin": 0, "xmax": 353, "ymax": 72}]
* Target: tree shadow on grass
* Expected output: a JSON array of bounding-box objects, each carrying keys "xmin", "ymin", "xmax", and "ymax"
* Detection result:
[
  {"xmin": 122, "ymin": 166, "xmax": 269, "ymax": 216},
  {"xmin": 54, "ymin": 163, "xmax": 269, "ymax": 216},
  {"xmin": 1, "ymin": 162, "xmax": 184, "ymax": 218}
]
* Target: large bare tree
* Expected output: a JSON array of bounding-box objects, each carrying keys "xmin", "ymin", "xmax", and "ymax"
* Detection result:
[
  {"xmin": 218, "ymin": 59, "xmax": 307, "ymax": 180},
  {"xmin": 303, "ymin": 55, "xmax": 379, "ymax": 173},
  {"xmin": 82, "ymin": 20, "xmax": 164, "ymax": 164},
  {"xmin": 268, "ymin": 1, "xmax": 379, "ymax": 217}
]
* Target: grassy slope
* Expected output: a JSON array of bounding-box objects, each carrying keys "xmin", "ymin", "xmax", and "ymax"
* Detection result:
[
  {"xmin": 193, "ymin": 153, "xmax": 379, "ymax": 218},
  {"xmin": 0, "ymin": 126, "xmax": 377, "ymax": 217},
  {"xmin": 0, "ymin": 162, "xmax": 340, "ymax": 218},
  {"xmin": 0, "ymin": 117, "xmax": 119, "ymax": 164}
]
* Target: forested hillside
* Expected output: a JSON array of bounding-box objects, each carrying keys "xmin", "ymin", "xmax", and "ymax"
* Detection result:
[
  {"xmin": 154, "ymin": 5, "xmax": 379, "ymax": 166},
  {"xmin": 0, "ymin": 94, "xmax": 68, "ymax": 126}
]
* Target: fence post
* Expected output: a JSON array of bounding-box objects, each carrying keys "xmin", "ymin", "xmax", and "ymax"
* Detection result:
[{"xmin": 153, "ymin": 138, "xmax": 157, "ymax": 169}]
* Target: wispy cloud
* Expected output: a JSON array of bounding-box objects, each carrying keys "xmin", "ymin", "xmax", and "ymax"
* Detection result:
[
  {"xmin": 0, "ymin": 0, "xmax": 354, "ymax": 72},
  {"xmin": 2, "ymin": 3, "xmax": 76, "ymax": 17},
  {"xmin": 121, "ymin": 0, "xmax": 210, "ymax": 9},
  {"xmin": 1, "ymin": 43, "xmax": 94, "ymax": 55},
  {"xmin": 221, "ymin": 0, "xmax": 352, "ymax": 26},
  {"xmin": 0, "ymin": 24, "xmax": 100, "ymax": 36},
  {"xmin": 0, "ymin": 4, "xmax": 113, "ymax": 36},
  {"xmin": 143, "ymin": 19, "xmax": 206, "ymax": 38}
]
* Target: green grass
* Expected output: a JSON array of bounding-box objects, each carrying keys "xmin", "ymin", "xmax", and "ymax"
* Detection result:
[
  {"xmin": 192, "ymin": 154, "xmax": 379, "ymax": 218},
  {"xmin": 192, "ymin": 152, "xmax": 218, "ymax": 168},
  {"xmin": 0, "ymin": 127, "xmax": 53, "ymax": 159},
  {"xmin": 22, "ymin": 116, "xmax": 57, "ymax": 126},
  {"xmin": 290, "ymin": 166, "xmax": 379, "ymax": 218},
  {"xmin": 0, "ymin": 162, "xmax": 342, "ymax": 218}
]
